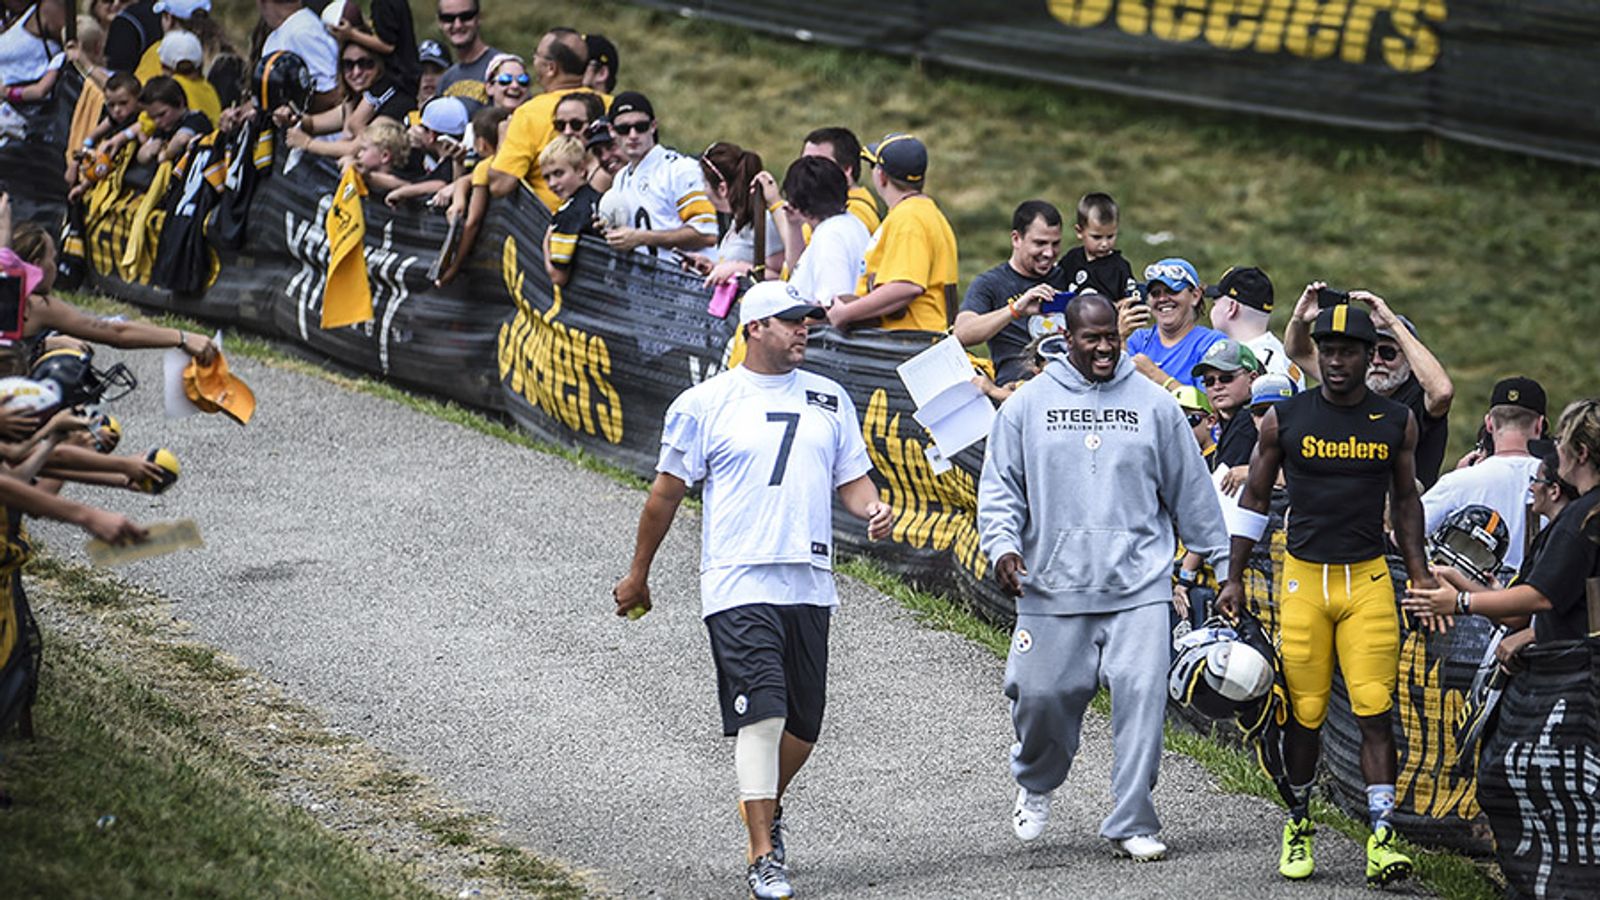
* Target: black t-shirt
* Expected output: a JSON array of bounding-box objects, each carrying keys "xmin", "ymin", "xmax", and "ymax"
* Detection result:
[
  {"xmin": 1385, "ymin": 374, "xmax": 1449, "ymax": 489},
  {"xmin": 155, "ymin": 110, "xmax": 213, "ymax": 141},
  {"xmin": 1275, "ymin": 388, "xmax": 1411, "ymax": 563},
  {"xmin": 1214, "ymin": 410, "xmax": 1259, "ymax": 470},
  {"xmin": 958, "ymin": 261, "xmax": 1068, "ymax": 385},
  {"xmin": 1526, "ymin": 488, "xmax": 1600, "ymax": 643},
  {"xmin": 371, "ymin": 0, "xmax": 420, "ymax": 97},
  {"xmin": 105, "ymin": 1, "xmax": 161, "ymax": 74},
  {"xmin": 548, "ymin": 184, "xmax": 602, "ymax": 270},
  {"xmin": 1059, "ymin": 247, "xmax": 1137, "ymax": 302},
  {"xmin": 362, "ymin": 76, "xmax": 416, "ymax": 124}
]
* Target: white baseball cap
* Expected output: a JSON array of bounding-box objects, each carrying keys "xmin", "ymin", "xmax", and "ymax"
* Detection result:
[
  {"xmin": 158, "ymin": 30, "xmax": 204, "ymax": 69},
  {"xmin": 419, "ymin": 97, "xmax": 469, "ymax": 138},
  {"xmin": 738, "ymin": 281, "xmax": 825, "ymax": 327},
  {"xmin": 153, "ymin": 0, "xmax": 211, "ymax": 19}
]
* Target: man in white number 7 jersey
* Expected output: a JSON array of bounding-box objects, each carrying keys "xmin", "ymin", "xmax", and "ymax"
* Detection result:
[{"xmin": 614, "ymin": 281, "xmax": 893, "ymax": 900}]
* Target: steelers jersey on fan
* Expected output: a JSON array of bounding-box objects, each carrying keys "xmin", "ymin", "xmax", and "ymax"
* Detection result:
[
  {"xmin": 657, "ymin": 366, "xmax": 870, "ymax": 617},
  {"xmin": 606, "ymin": 144, "xmax": 718, "ymax": 254},
  {"xmin": 1273, "ymin": 388, "xmax": 1410, "ymax": 564}
]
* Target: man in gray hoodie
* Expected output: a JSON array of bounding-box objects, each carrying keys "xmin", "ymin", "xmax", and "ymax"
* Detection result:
[{"xmin": 978, "ymin": 293, "xmax": 1230, "ymax": 861}]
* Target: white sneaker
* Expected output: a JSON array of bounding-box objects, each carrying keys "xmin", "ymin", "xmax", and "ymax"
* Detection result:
[
  {"xmin": 1012, "ymin": 787, "xmax": 1051, "ymax": 841},
  {"xmin": 1112, "ymin": 834, "xmax": 1167, "ymax": 861}
]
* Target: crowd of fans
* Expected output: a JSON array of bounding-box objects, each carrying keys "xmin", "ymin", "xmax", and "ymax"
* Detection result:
[{"xmin": 3, "ymin": 0, "xmax": 1597, "ymax": 867}]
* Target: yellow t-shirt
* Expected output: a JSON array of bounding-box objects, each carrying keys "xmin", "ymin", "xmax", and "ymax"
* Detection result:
[
  {"xmin": 135, "ymin": 41, "xmax": 163, "ymax": 82},
  {"xmin": 470, "ymin": 155, "xmax": 495, "ymax": 188},
  {"xmin": 847, "ymin": 185, "xmax": 881, "ymax": 235},
  {"xmin": 491, "ymin": 87, "xmax": 610, "ymax": 210},
  {"xmin": 855, "ymin": 194, "xmax": 959, "ymax": 333},
  {"xmin": 174, "ymin": 73, "xmax": 221, "ymax": 129}
]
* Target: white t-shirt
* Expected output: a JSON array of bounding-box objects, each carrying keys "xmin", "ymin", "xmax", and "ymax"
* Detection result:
[
  {"xmin": 711, "ymin": 212, "xmax": 785, "ymax": 267},
  {"xmin": 262, "ymin": 8, "xmax": 340, "ymax": 94},
  {"xmin": 604, "ymin": 143, "xmax": 718, "ymax": 255},
  {"xmin": 657, "ymin": 366, "xmax": 872, "ymax": 617},
  {"xmin": 789, "ymin": 213, "xmax": 870, "ymax": 305},
  {"xmin": 1422, "ymin": 453, "xmax": 1543, "ymax": 571},
  {"xmin": 1243, "ymin": 331, "xmax": 1305, "ymax": 388}
]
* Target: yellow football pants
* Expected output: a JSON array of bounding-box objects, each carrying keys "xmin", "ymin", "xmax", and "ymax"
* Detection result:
[{"xmin": 1278, "ymin": 553, "xmax": 1400, "ymax": 728}]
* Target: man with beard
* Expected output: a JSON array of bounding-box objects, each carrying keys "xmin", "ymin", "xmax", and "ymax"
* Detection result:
[
  {"xmin": 1218, "ymin": 303, "xmax": 1434, "ymax": 887},
  {"xmin": 614, "ymin": 281, "xmax": 892, "ymax": 899},
  {"xmin": 1285, "ymin": 285, "xmax": 1453, "ymax": 487},
  {"xmin": 979, "ymin": 293, "xmax": 1229, "ymax": 860},
  {"xmin": 953, "ymin": 200, "xmax": 1069, "ymax": 389}
]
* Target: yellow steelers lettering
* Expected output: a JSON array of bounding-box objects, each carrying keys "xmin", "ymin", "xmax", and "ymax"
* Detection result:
[
  {"xmin": 862, "ymin": 389, "xmax": 988, "ymax": 579},
  {"xmin": 1395, "ymin": 634, "xmax": 1481, "ymax": 819},
  {"xmin": 1046, "ymin": 0, "xmax": 1443, "ymax": 72},
  {"xmin": 1301, "ymin": 435, "xmax": 1390, "ymax": 460},
  {"xmin": 496, "ymin": 236, "xmax": 625, "ymax": 445}
]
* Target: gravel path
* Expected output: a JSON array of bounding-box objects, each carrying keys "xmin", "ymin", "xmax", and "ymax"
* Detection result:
[{"xmin": 35, "ymin": 349, "xmax": 1420, "ymax": 899}]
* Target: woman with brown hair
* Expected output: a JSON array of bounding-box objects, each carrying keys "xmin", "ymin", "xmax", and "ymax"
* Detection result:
[{"xmin": 690, "ymin": 141, "xmax": 785, "ymax": 287}]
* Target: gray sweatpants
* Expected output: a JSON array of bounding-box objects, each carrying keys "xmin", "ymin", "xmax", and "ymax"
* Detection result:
[{"xmin": 1004, "ymin": 603, "xmax": 1169, "ymax": 840}]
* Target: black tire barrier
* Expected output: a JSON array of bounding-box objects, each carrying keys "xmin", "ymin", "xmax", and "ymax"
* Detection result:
[{"xmin": 1477, "ymin": 639, "xmax": 1600, "ymax": 898}]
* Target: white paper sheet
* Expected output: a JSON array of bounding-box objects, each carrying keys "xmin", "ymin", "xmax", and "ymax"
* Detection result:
[
  {"xmin": 164, "ymin": 330, "xmax": 223, "ymax": 418},
  {"xmin": 895, "ymin": 335, "xmax": 976, "ymax": 409}
]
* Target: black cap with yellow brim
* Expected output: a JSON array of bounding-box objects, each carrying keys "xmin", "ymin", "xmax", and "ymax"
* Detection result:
[{"xmin": 1310, "ymin": 303, "xmax": 1379, "ymax": 345}]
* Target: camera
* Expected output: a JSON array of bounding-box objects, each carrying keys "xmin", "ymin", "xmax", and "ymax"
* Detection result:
[{"xmin": 1316, "ymin": 286, "xmax": 1349, "ymax": 308}]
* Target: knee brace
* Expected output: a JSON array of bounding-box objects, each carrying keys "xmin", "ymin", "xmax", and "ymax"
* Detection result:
[{"xmin": 734, "ymin": 717, "xmax": 784, "ymax": 802}]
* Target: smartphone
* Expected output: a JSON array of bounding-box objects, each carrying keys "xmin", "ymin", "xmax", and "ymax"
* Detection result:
[
  {"xmin": 0, "ymin": 270, "xmax": 24, "ymax": 342},
  {"xmin": 1041, "ymin": 290, "xmax": 1073, "ymax": 316},
  {"xmin": 1316, "ymin": 286, "xmax": 1349, "ymax": 308},
  {"xmin": 1127, "ymin": 284, "xmax": 1148, "ymax": 307},
  {"xmin": 436, "ymin": 135, "xmax": 461, "ymax": 154}
]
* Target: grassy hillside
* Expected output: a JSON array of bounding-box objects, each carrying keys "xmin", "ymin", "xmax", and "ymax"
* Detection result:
[{"xmin": 252, "ymin": 1, "xmax": 1600, "ymax": 457}]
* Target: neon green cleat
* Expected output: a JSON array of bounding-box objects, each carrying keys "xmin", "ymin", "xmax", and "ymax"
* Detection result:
[
  {"xmin": 1365, "ymin": 824, "xmax": 1413, "ymax": 887},
  {"xmin": 1279, "ymin": 817, "xmax": 1315, "ymax": 880}
]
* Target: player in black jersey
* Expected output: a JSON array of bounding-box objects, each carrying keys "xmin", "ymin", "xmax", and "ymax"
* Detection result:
[{"xmin": 1216, "ymin": 304, "xmax": 1435, "ymax": 888}]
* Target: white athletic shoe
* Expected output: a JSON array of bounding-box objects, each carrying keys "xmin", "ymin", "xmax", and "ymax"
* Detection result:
[
  {"xmin": 1111, "ymin": 834, "xmax": 1167, "ymax": 861},
  {"xmin": 1012, "ymin": 787, "xmax": 1051, "ymax": 841}
]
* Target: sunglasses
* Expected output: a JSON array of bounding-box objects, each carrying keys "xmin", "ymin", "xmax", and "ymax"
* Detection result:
[
  {"xmin": 1143, "ymin": 263, "xmax": 1195, "ymax": 289},
  {"xmin": 1531, "ymin": 475, "xmax": 1559, "ymax": 487},
  {"xmin": 1200, "ymin": 371, "xmax": 1239, "ymax": 388},
  {"xmin": 494, "ymin": 72, "xmax": 530, "ymax": 86},
  {"xmin": 341, "ymin": 57, "xmax": 376, "ymax": 71},
  {"xmin": 553, "ymin": 117, "xmax": 587, "ymax": 132},
  {"xmin": 1375, "ymin": 344, "xmax": 1402, "ymax": 362},
  {"xmin": 613, "ymin": 119, "xmax": 653, "ymax": 135},
  {"xmin": 437, "ymin": 9, "xmax": 478, "ymax": 23},
  {"xmin": 1185, "ymin": 411, "xmax": 1209, "ymax": 427}
]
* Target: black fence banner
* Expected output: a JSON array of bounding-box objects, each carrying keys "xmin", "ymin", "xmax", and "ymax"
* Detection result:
[
  {"xmin": 14, "ymin": 93, "xmax": 1521, "ymax": 857},
  {"xmin": 1477, "ymin": 639, "xmax": 1600, "ymax": 898},
  {"xmin": 637, "ymin": 1, "xmax": 1600, "ymax": 168}
]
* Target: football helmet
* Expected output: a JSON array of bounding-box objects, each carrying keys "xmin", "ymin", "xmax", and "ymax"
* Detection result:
[
  {"xmin": 1170, "ymin": 616, "xmax": 1277, "ymax": 721},
  {"xmin": 255, "ymin": 50, "xmax": 314, "ymax": 115},
  {"xmin": 1427, "ymin": 503, "xmax": 1510, "ymax": 586},
  {"xmin": 30, "ymin": 347, "xmax": 138, "ymax": 408}
]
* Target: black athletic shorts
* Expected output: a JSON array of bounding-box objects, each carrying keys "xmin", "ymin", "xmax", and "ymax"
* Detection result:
[{"xmin": 704, "ymin": 603, "xmax": 831, "ymax": 743}]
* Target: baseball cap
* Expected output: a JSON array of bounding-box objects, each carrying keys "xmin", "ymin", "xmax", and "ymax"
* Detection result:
[
  {"xmin": 1171, "ymin": 384, "xmax": 1212, "ymax": 416},
  {"xmin": 1191, "ymin": 339, "xmax": 1262, "ymax": 378},
  {"xmin": 158, "ymin": 30, "xmax": 203, "ymax": 69},
  {"xmin": 585, "ymin": 33, "xmax": 618, "ymax": 72},
  {"xmin": 738, "ymin": 281, "xmax": 826, "ymax": 327},
  {"xmin": 1203, "ymin": 266, "xmax": 1273, "ymax": 313},
  {"xmin": 1490, "ymin": 376, "xmax": 1546, "ymax": 416},
  {"xmin": 419, "ymin": 97, "xmax": 469, "ymax": 137},
  {"xmin": 583, "ymin": 117, "xmax": 614, "ymax": 149},
  {"xmin": 1143, "ymin": 258, "xmax": 1200, "ymax": 294},
  {"xmin": 183, "ymin": 353, "xmax": 256, "ymax": 426},
  {"xmin": 863, "ymin": 133, "xmax": 927, "ymax": 183},
  {"xmin": 418, "ymin": 39, "xmax": 451, "ymax": 70},
  {"xmin": 609, "ymin": 91, "xmax": 653, "ymax": 121},
  {"xmin": 1375, "ymin": 314, "xmax": 1418, "ymax": 341},
  {"xmin": 1250, "ymin": 373, "xmax": 1299, "ymax": 409},
  {"xmin": 153, "ymin": 0, "xmax": 210, "ymax": 19},
  {"xmin": 1310, "ymin": 303, "xmax": 1379, "ymax": 345}
]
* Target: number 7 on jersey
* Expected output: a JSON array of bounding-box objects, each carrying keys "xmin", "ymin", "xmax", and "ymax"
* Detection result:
[{"xmin": 766, "ymin": 412, "xmax": 799, "ymax": 486}]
